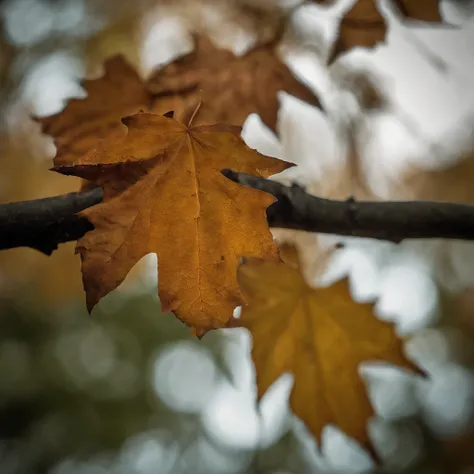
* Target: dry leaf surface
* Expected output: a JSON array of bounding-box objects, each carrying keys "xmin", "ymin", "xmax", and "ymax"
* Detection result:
[
  {"xmin": 36, "ymin": 56, "xmax": 152, "ymax": 164},
  {"xmin": 232, "ymin": 253, "xmax": 422, "ymax": 450},
  {"xmin": 54, "ymin": 113, "xmax": 291, "ymax": 334},
  {"xmin": 147, "ymin": 34, "xmax": 320, "ymax": 130}
]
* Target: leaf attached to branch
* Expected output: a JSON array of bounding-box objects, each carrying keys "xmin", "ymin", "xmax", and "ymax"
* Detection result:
[{"xmin": 53, "ymin": 112, "xmax": 292, "ymax": 335}]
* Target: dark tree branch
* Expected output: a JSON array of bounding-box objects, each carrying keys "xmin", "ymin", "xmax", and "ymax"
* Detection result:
[
  {"xmin": 2, "ymin": 170, "xmax": 474, "ymax": 255},
  {"xmin": 0, "ymin": 187, "xmax": 102, "ymax": 255},
  {"xmin": 222, "ymin": 169, "xmax": 474, "ymax": 242}
]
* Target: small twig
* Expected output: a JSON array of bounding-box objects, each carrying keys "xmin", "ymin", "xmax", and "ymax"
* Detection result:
[{"xmin": 2, "ymin": 171, "xmax": 474, "ymax": 255}]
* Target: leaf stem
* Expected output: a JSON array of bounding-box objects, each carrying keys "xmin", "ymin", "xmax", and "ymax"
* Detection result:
[{"xmin": 187, "ymin": 94, "xmax": 203, "ymax": 127}]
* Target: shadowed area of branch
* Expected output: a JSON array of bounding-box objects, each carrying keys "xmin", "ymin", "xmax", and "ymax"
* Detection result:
[
  {"xmin": 2, "ymin": 170, "xmax": 474, "ymax": 255},
  {"xmin": 0, "ymin": 187, "xmax": 102, "ymax": 255}
]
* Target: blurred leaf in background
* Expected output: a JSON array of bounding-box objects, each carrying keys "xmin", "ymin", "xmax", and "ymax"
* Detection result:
[{"xmin": 1, "ymin": 0, "xmax": 474, "ymax": 473}]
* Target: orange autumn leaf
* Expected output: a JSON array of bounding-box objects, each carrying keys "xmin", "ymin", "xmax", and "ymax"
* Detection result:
[
  {"xmin": 53, "ymin": 112, "xmax": 292, "ymax": 334},
  {"xmin": 147, "ymin": 34, "xmax": 320, "ymax": 131},
  {"xmin": 232, "ymin": 254, "xmax": 423, "ymax": 451},
  {"xmin": 314, "ymin": 0, "xmax": 443, "ymax": 63},
  {"xmin": 36, "ymin": 55, "xmax": 152, "ymax": 164}
]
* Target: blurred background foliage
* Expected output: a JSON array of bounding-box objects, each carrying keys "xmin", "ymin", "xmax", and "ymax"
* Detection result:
[
  {"xmin": 0, "ymin": 3, "xmax": 315, "ymax": 472},
  {"xmin": 1, "ymin": 0, "xmax": 474, "ymax": 473}
]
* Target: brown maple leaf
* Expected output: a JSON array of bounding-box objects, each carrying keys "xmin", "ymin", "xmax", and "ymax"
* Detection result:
[
  {"xmin": 35, "ymin": 55, "xmax": 152, "ymax": 165},
  {"xmin": 313, "ymin": 0, "xmax": 443, "ymax": 63},
  {"xmin": 230, "ymin": 251, "xmax": 423, "ymax": 453},
  {"xmin": 54, "ymin": 112, "xmax": 292, "ymax": 334},
  {"xmin": 146, "ymin": 34, "xmax": 321, "ymax": 131}
]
